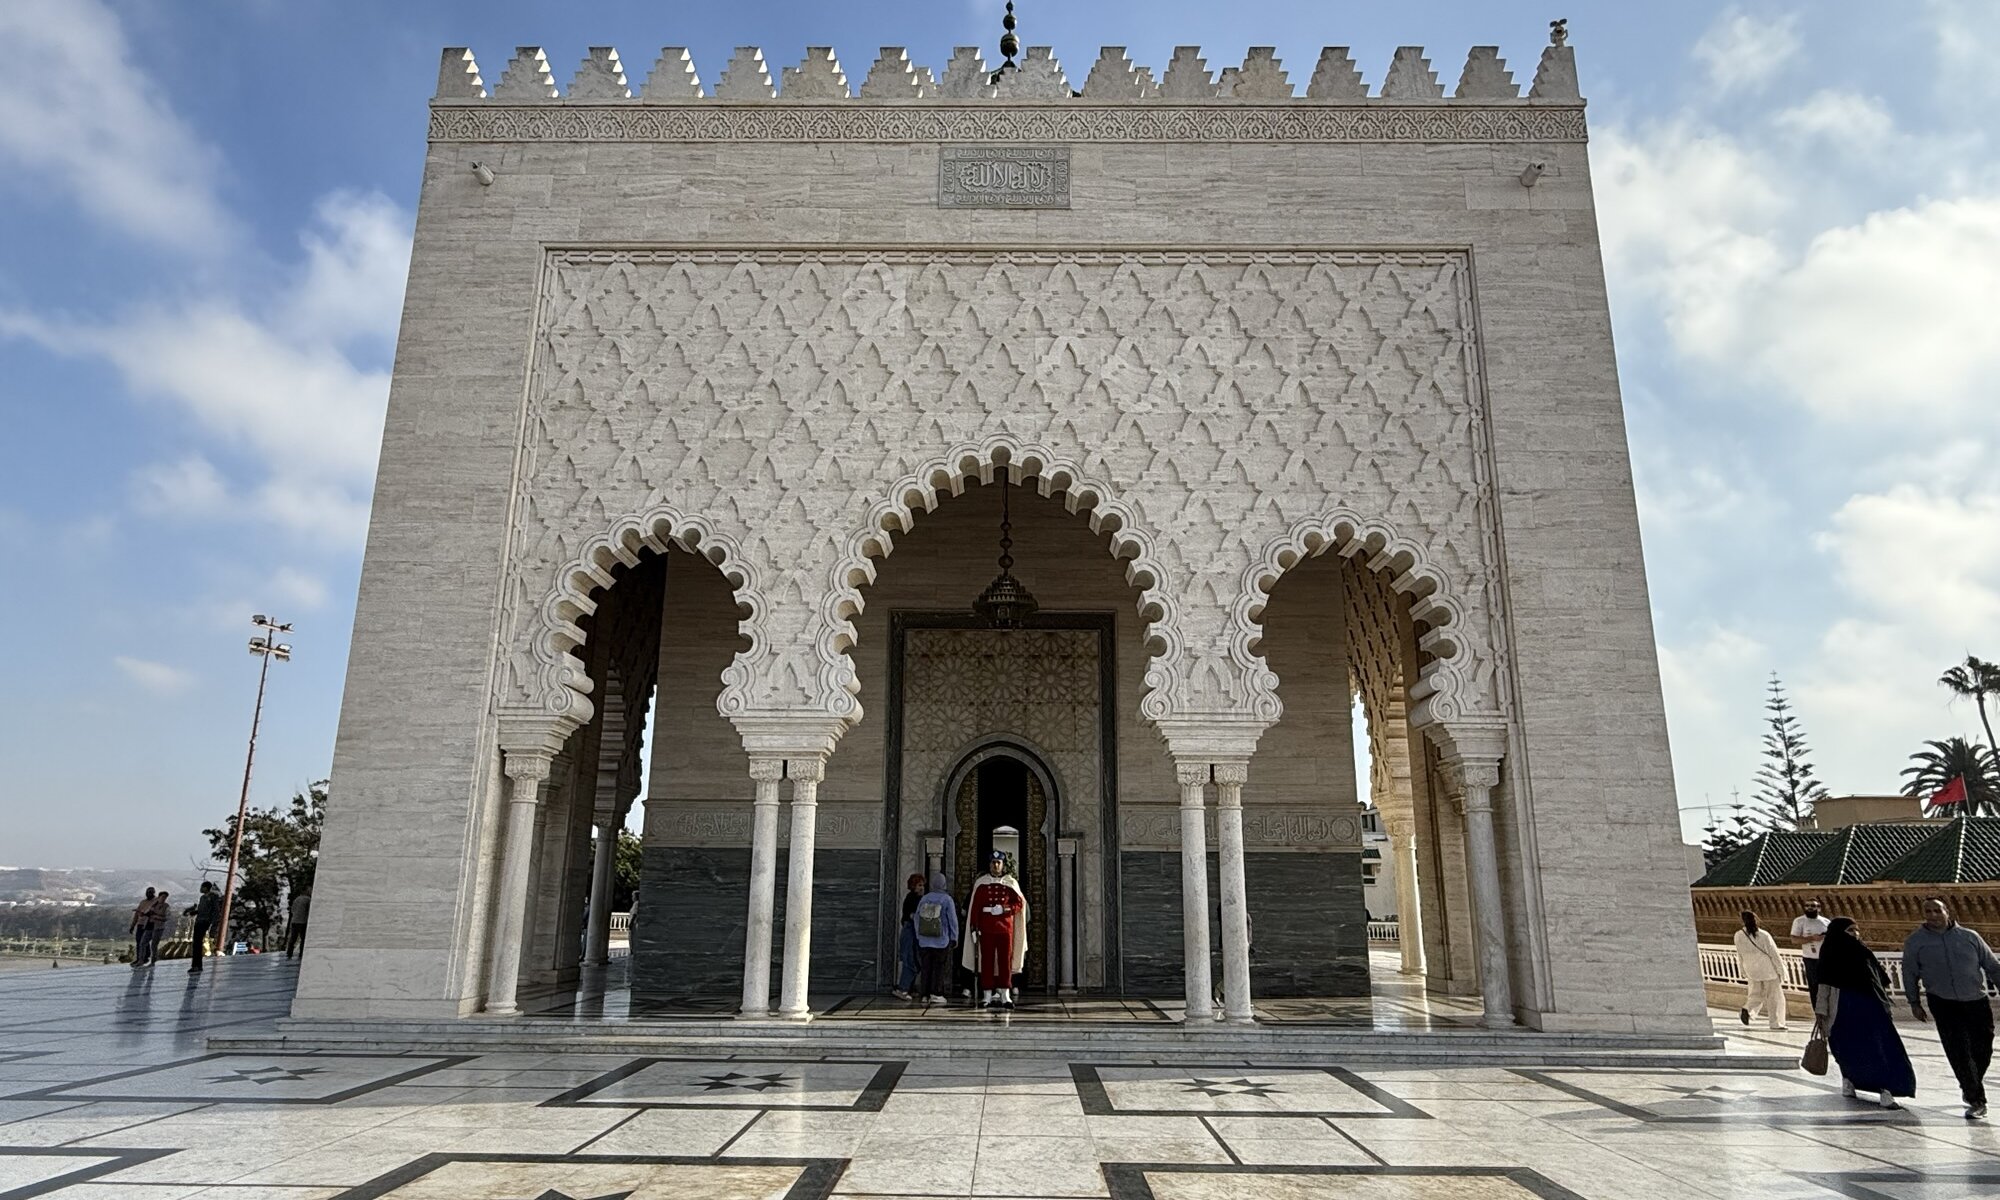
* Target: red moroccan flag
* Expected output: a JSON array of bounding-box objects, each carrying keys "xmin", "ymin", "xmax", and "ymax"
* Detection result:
[{"xmin": 1931, "ymin": 775, "xmax": 1969, "ymax": 810}]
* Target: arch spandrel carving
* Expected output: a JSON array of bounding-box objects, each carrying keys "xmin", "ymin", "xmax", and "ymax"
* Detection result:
[{"xmin": 507, "ymin": 248, "xmax": 1506, "ymax": 729}]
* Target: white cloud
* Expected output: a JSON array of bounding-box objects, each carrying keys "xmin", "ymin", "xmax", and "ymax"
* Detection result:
[
  {"xmin": 1929, "ymin": 0, "xmax": 2000, "ymax": 103},
  {"xmin": 1773, "ymin": 90, "xmax": 1895, "ymax": 154},
  {"xmin": 0, "ymin": 0, "xmax": 231, "ymax": 250},
  {"xmin": 2, "ymin": 193, "xmax": 409, "ymax": 545},
  {"xmin": 114, "ymin": 655, "xmax": 195, "ymax": 695},
  {"xmin": 1692, "ymin": 8, "xmax": 1802, "ymax": 94},
  {"xmin": 132, "ymin": 456, "xmax": 229, "ymax": 518}
]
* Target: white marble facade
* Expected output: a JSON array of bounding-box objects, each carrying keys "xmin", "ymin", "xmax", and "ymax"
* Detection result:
[{"xmin": 297, "ymin": 32, "xmax": 1709, "ymax": 1035}]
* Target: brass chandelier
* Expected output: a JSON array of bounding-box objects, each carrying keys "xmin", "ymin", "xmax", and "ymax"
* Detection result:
[{"xmin": 971, "ymin": 463, "xmax": 1039, "ymax": 629}]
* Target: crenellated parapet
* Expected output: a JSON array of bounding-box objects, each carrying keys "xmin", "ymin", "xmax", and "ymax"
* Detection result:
[{"xmin": 428, "ymin": 38, "xmax": 1586, "ymax": 144}]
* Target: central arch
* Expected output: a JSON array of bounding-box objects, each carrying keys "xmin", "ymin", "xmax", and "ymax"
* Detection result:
[
  {"xmin": 814, "ymin": 436, "xmax": 1188, "ymax": 729},
  {"xmin": 936, "ymin": 737, "xmax": 1067, "ymax": 993}
]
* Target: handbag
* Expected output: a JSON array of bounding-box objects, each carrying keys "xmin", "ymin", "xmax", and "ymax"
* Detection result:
[{"xmin": 1801, "ymin": 1017, "xmax": 1829, "ymax": 1076}]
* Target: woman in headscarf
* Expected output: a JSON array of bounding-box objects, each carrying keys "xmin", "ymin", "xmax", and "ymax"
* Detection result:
[{"xmin": 1814, "ymin": 916, "xmax": 1916, "ymax": 1108}]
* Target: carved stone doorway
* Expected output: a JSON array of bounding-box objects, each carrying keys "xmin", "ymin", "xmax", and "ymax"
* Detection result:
[{"xmin": 945, "ymin": 744, "xmax": 1058, "ymax": 992}]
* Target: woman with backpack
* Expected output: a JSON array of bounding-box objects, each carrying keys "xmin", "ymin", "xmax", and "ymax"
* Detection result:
[{"xmin": 913, "ymin": 872, "xmax": 960, "ymax": 1005}]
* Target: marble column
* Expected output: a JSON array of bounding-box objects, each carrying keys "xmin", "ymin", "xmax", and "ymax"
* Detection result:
[
  {"xmin": 1214, "ymin": 760, "xmax": 1254, "ymax": 1024},
  {"xmin": 1057, "ymin": 836, "xmax": 1079, "ymax": 992},
  {"xmin": 485, "ymin": 751, "xmax": 552, "ymax": 1016},
  {"xmin": 776, "ymin": 756, "xmax": 824, "ymax": 1021},
  {"xmin": 739, "ymin": 757, "xmax": 785, "ymax": 1018},
  {"xmin": 1177, "ymin": 761, "xmax": 1214, "ymax": 1023},
  {"xmin": 582, "ymin": 819, "xmax": 616, "ymax": 967},
  {"xmin": 1453, "ymin": 757, "xmax": 1515, "ymax": 1028},
  {"xmin": 1382, "ymin": 812, "xmax": 1427, "ymax": 977}
]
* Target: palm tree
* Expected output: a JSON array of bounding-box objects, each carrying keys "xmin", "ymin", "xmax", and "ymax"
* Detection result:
[
  {"xmin": 1940, "ymin": 655, "xmax": 2000, "ymax": 759},
  {"xmin": 1901, "ymin": 737, "xmax": 2000, "ymax": 817}
]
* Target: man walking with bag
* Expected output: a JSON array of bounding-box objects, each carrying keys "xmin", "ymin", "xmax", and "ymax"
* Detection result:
[{"xmin": 1904, "ymin": 897, "xmax": 2000, "ymax": 1119}]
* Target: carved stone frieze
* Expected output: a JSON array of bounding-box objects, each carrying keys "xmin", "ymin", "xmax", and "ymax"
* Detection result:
[
  {"xmin": 429, "ymin": 102, "xmax": 1586, "ymax": 144},
  {"xmin": 508, "ymin": 248, "xmax": 1509, "ymax": 738}
]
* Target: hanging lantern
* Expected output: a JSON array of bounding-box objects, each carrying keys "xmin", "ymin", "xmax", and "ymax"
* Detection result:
[{"xmin": 971, "ymin": 463, "xmax": 1039, "ymax": 629}]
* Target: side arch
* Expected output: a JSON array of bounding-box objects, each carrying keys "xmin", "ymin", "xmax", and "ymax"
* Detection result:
[
  {"xmin": 1235, "ymin": 507, "xmax": 1494, "ymax": 730},
  {"xmin": 814, "ymin": 435, "xmax": 1186, "ymax": 727},
  {"xmin": 524, "ymin": 502, "xmax": 769, "ymax": 725}
]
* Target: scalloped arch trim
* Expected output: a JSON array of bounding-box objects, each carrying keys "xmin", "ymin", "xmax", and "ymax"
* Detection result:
[
  {"xmin": 1236, "ymin": 508, "xmax": 1476, "ymax": 727},
  {"xmin": 816, "ymin": 435, "xmax": 1184, "ymax": 725},
  {"xmin": 529, "ymin": 503, "xmax": 766, "ymax": 723}
]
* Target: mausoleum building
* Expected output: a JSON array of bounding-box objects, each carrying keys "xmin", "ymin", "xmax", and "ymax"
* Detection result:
[{"xmin": 298, "ymin": 25, "xmax": 1710, "ymax": 1036}]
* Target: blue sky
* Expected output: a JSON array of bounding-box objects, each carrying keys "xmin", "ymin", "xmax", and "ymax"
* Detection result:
[{"xmin": 1, "ymin": 1, "xmax": 1994, "ymax": 869}]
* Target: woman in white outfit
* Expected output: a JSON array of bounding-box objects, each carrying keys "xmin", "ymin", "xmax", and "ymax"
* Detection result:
[{"xmin": 1733, "ymin": 910, "xmax": 1789, "ymax": 1030}]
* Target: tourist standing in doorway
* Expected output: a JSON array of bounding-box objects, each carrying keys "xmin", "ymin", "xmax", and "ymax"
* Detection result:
[
  {"xmin": 1792, "ymin": 898, "xmax": 1829, "ymax": 1003},
  {"xmin": 913, "ymin": 872, "xmax": 959, "ymax": 1004},
  {"xmin": 893, "ymin": 873, "xmax": 924, "ymax": 1000},
  {"xmin": 188, "ymin": 882, "xmax": 221, "ymax": 975},
  {"xmin": 284, "ymin": 889, "xmax": 311, "ymax": 958},
  {"xmin": 965, "ymin": 851, "xmax": 1028, "ymax": 1009},
  {"xmin": 129, "ymin": 888, "xmax": 160, "ymax": 968},
  {"xmin": 1816, "ymin": 916, "xmax": 1916, "ymax": 1108},
  {"xmin": 1903, "ymin": 897, "xmax": 2000, "ymax": 1119},
  {"xmin": 1733, "ymin": 911, "xmax": 1789, "ymax": 1030}
]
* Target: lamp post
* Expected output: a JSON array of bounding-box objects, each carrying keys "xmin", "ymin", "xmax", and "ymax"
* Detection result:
[{"xmin": 218, "ymin": 615, "xmax": 292, "ymax": 956}]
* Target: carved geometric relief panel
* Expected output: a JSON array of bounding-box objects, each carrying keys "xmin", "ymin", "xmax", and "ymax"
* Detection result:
[{"xmin": 508, "ymin": 249, "xmax": 1504, "ymax": 731}]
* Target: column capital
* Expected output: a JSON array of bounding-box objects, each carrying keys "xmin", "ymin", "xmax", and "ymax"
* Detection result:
[
  {"xmin": 1211, "ymin": 760, "xmax": 1250, "ymax": 789},
  {"xmin": 730, "ymin": 710, "xmax": 847, "ymax": 759},
  {"xmin": 786, "ymin": 756, "xmax": 826, "ymax": 786},
  {"xmin": 498, "ymin": 709, "xmax": 584, "ymax": 760},
  {"xmin": 501, "ymin": 749, "xmax": 555, "ymax": 789},
  {"xmin": 1378, "ymin": 809, "xmax": 1416, "ymax": 840},
  {"xmin": 1174, "ymin": 761, "xmax": 1211, "ymax": 791},
  {"xmin": 1154, "ymin": 714, "xmax": 1269, "ymax": 762},
  {"xmin": 748, "ymin": 758, "xmax": 786, "ymax": 784}
]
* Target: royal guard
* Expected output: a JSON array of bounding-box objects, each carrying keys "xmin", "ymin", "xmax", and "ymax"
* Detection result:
[{"xmin": 963, "ymin": 849, "xmax": 1029, "ymax": 1008}]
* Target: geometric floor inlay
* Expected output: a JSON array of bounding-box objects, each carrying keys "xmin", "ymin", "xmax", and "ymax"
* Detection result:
[
  {"xmin": 1075, "ymin": 1064, "xmax": 1428, "ymax": 1119},
  {"xmin": 1514, "ymin": 1067, "xmax": 1865, "ymax": 1125},
  {"xmin": 333, "ymin": 1153, "xmax": 845, "ymax": 1199},
  {"xmin": 546, "ymin": 1058, "xmax": 904, "ymax": 1111},
  {"xmin": 0, "ymin": 1146, "xmax": 175, "ymax": 1197},
  {"xmin": 1103, "ymin": 1164, "xmax": 1586, "ymax": 1199},
  {"xmin": 2, "ymin": 1052, "xmax": 469, "ymax": 1105}
]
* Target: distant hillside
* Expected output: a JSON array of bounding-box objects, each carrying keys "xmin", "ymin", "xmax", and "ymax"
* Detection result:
[{"xmin": 0, "ymin": 866, "xmax": 204, "ymax": 906}]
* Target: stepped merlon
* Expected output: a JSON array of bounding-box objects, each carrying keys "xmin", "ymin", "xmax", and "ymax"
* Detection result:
[{"xmin": 435, "ymin": 37, "xmax": 1584, "ymax": 103}]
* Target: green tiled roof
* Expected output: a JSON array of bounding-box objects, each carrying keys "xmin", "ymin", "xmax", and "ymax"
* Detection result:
[
  {"xmin": 1777, "ymin": 823, "xmax": 1945, "ymax": 885},
  {"xmin": 1877, "ymin": 817, "xmax": 2000, "ymax": 883},
  {"xmin": 1694, "ymin": 830, "xmax": 1836, "ymax": 888}
]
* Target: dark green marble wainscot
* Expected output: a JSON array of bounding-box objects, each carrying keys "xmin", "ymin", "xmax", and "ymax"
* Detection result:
[
  {"xmin": 1118, "ymin": 850, "xmax": 1370, "ymax": 997},
  {"xmin": 632, "ymin": 846, "xmax": 881, "ymax": 1006}
]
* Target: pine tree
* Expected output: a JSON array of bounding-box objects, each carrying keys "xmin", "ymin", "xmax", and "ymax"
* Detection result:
[
  {"xmin": 1700, "ymin": 791, "xmax": 1758, "ymax": 870},
  {"xmin": 1752, "ymin": 674, "xmax": 1829, "ymax": 830}
]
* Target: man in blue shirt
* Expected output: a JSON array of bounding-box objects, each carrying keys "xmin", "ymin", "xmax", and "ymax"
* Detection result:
[{"xmin": 1904, "ymin": 897, "xmax": 2000, "ymax": 1119}]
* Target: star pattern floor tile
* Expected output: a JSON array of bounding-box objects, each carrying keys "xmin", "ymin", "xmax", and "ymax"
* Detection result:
[
  {"xmin": 3, "ymin": 1051, "xmax": 469, "ymax": 1105},
  {"xmin": 546, "ymin": 1058, "xmax": 903, "ymax": 1111}
]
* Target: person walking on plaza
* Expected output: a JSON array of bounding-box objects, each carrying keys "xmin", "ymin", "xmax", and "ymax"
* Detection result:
[
  {"xmin": 892, "ymin": 873, "xmax": 924, "ymax": 1001},
  {"xmin": 1903, "ymin": 897, "xmax": 2000, "ymax": 1119},
  {"xmin": 1792, "ymin": 898, "xmax": 1830, "ymax": 1003},
  {"xmin": 912, "ymin": 872, "xmax": 959, "ymax": 1004},
  {"xmin": 1733, "ymin": 911, "xmax": 1789, "ymax": 1031},
  {"xmin": 284, "ymin": 888, "xmax": 311, "ymax": 958},
  {"xmin": 1816, "ymin": 916, "xmax": 1916, "ymax": 1109},
  {"xmin": 188, "ymin": 882, "xmax": 221, "ymax": 975},
  {"xmin": 129, "ymin": 888, "xmax": 161, "ymax": 968}
]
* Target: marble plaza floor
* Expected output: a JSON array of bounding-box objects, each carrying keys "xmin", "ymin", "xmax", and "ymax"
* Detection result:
[{"xmin": 3, "ymin": 957, "xmax": 1999, "ymax": 1198}]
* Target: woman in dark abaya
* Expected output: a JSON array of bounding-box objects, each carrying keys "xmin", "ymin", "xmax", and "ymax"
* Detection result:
[{"xmin": 1814, "ymin": 916, "xmax": 1916, "ymax": 1108}]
